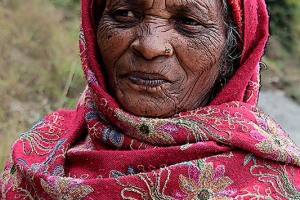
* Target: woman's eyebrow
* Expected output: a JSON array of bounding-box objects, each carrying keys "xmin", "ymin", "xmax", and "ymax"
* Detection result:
[
  {"xmin": 167, "ymin": 1, "xmax": 210, "ymax": 15},
  {"xmin": 167, "ymin": 4, "xmax": 190, "ymax": 13},
  {"xmin": 111, "ymin": 0, "xmax": 147, "ymax": 8}
]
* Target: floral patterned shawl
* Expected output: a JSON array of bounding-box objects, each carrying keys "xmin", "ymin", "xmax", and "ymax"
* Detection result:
[{"xmin": 1, "ymin": 0, "xmax": 300, "ymax": 199}]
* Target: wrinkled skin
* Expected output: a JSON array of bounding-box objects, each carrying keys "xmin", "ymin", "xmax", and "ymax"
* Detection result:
[{"xmin": 97, "ymin": 0, "xmax": 226, "ymax": 117}]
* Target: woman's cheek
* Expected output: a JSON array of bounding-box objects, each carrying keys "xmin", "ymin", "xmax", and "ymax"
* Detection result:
[
  {"xmin": 174, "ymin": 40, "xmax": 212, "ymax": 74},
  {"xmin": 98, "ymin": 25, "xmax": 134, "ymax": 68}
]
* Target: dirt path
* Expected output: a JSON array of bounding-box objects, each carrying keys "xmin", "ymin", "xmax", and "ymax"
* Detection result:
[{"xmin": 258, "ymin": 90, "xmax": 300, "ymax": 146}]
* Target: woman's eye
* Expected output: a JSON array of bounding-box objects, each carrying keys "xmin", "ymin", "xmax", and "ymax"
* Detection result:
[
  {"xmin": 174, "ymin": 17, "xmax": 204, "ymax": 35},
  {"xmin": 113, "ymin": 9, "xmax": 139, "ymax": 23},
  {"xmin": 116, "ymin": 10, "xmax": 135, "ymax": 18},
  {"xmin": 180, "ymin": 17, "xmax": 200, "ymax": 26}
]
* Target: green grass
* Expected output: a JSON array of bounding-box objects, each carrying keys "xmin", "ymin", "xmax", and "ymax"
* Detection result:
[{"xmin": 0, "ymin": 0, "xmax": 84, "ymax": 169}]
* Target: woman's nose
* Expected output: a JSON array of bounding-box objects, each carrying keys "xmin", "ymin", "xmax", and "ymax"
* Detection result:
[{"xmin": 130, "ymin": 31, "xmax": 173, "ymax": 60}]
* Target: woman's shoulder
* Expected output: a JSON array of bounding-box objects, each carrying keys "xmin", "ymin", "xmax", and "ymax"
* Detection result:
[
  {"xmin": 10, "ymin": 107, "xmax": 86, "ymax": 158},
  {"xmin": 27, "ymin": 108, "xmax": 80, "ymax": 132}
]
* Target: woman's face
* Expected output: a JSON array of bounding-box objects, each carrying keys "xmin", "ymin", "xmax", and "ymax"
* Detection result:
[{"xmin": 97, "ymin": 0, "xmax": 226, "ymax": 117}]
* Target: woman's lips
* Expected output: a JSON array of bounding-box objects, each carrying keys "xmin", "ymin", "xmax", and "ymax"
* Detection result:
[{"xmin": 124, "ymin": 72, "xmax": 169, "ymax": 88}]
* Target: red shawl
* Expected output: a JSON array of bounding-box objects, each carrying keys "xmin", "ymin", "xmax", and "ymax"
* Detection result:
[{"xmin": 2, "ymin": 0, "xmax": 300, "ymax": 199}]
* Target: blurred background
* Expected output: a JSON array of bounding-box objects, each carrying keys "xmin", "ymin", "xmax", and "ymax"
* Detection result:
[{"xmin": 0, "ymin": 0, "xmax": 300, "ymax": 169}]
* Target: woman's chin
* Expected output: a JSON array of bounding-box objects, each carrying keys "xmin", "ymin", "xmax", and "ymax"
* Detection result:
[
  {"xmin": 113, "ymin": 82, "xmax": 178, "ymax": 117},
  {"xmin": 121, "ymin": 101, "xmax": 176, "ymax": 118},
  {"xmin": 115, "ymin": 94, "xmax": 176, "ymax": 118}
]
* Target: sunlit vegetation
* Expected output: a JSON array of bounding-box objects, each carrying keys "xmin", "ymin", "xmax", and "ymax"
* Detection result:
[
  {"xmin": 263, "ymin": 0, "xmax": 300, "ymax": 101},
  {"xmin": 0, "ymin": 0, "xmax": 84, "ymax": 168}
]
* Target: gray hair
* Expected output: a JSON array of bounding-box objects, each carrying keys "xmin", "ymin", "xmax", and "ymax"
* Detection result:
[
  {"xmin": 220, "ymin": 0, "xmax": 242, "ymax": 84},
  {"xmin": 208, "ymin": 0, "xmax": 241, "ymax": 100}
]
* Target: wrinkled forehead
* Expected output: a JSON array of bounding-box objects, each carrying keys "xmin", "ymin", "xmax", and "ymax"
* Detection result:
[{"xmin": 103, "ymin": 0, "xmax": 220, "ymax": 12}]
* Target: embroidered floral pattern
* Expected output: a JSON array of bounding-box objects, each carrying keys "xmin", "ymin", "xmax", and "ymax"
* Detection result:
[
  {"xmin": 251, "ymin": 112, "xmax": 300, "ymax": 165},
  {"xmin": 1, "ymin": 156, "xmax": 23, "ymax": 199},
  {"xmin": 115, "ymin": 106, "xmax": 252, "ymax": 146},
  {"xmin": 237, "ymin": 185, "xmax": 275, "ymax": 199},
  {"xmin": 116, "ymin": 167, "xmax": 174, "ymax": 200},
  {"xmin": 28, "ymin": 139, "xmax": 67, "ymax": 175},
  {"xmin": 18, "ymin": 113, "xmax": 64, "ymax": 156},
  {"xmin": 176, "ymin": 161, "xmax": 235, "ymax": 200},
  {"xmin": 40, "ymin": 177, "xmax": 94, "ymax": 200},
  {"xmin": 116, "ymin": 109, "xmax": 178, "ymax": 145},
  {"xmin": 110, "ymin": 166, "xmax": 137, "ymax": 178},
  {"xmin": 102, "ymin": 126, "xmax": 125, "ymax": 148},
  {"xmin": 250, "ymin": 162, "xmax": 300, "ymax": 199},
  {"xmin": 0, "ymin": 112, "xmax": 81, "ymax": 199}
]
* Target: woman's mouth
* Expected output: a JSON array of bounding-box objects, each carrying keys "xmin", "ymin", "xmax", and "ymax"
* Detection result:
[{"xmin": 125, "ymin": 72, "xmax": 169, "ymax": 88}]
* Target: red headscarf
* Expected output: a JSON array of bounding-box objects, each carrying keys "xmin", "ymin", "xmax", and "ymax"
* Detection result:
[{"xmin": 2, "ymin": 0, "xmax": 300, "ymax": 199}]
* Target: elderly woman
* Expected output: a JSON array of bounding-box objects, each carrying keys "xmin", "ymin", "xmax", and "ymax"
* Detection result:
[{"xmin": 1, "ymin": 0, "xmax": 300, "ymax": 199}]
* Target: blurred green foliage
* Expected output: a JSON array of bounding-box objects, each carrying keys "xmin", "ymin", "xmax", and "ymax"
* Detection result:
[
  {"xmin": 51, "ymin": 0, "xmax": 79, "ymax": 10},
  {"xmin": 263, "ymin": 0, "xmax": 300, "ymax": 103},
  {"xmin": 0, "ymin": 0, "xmax": 84, "ymax": 168},
  {"xmin": 267, "ymin": 0, "xmax": 300, "ymax": 52}
]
